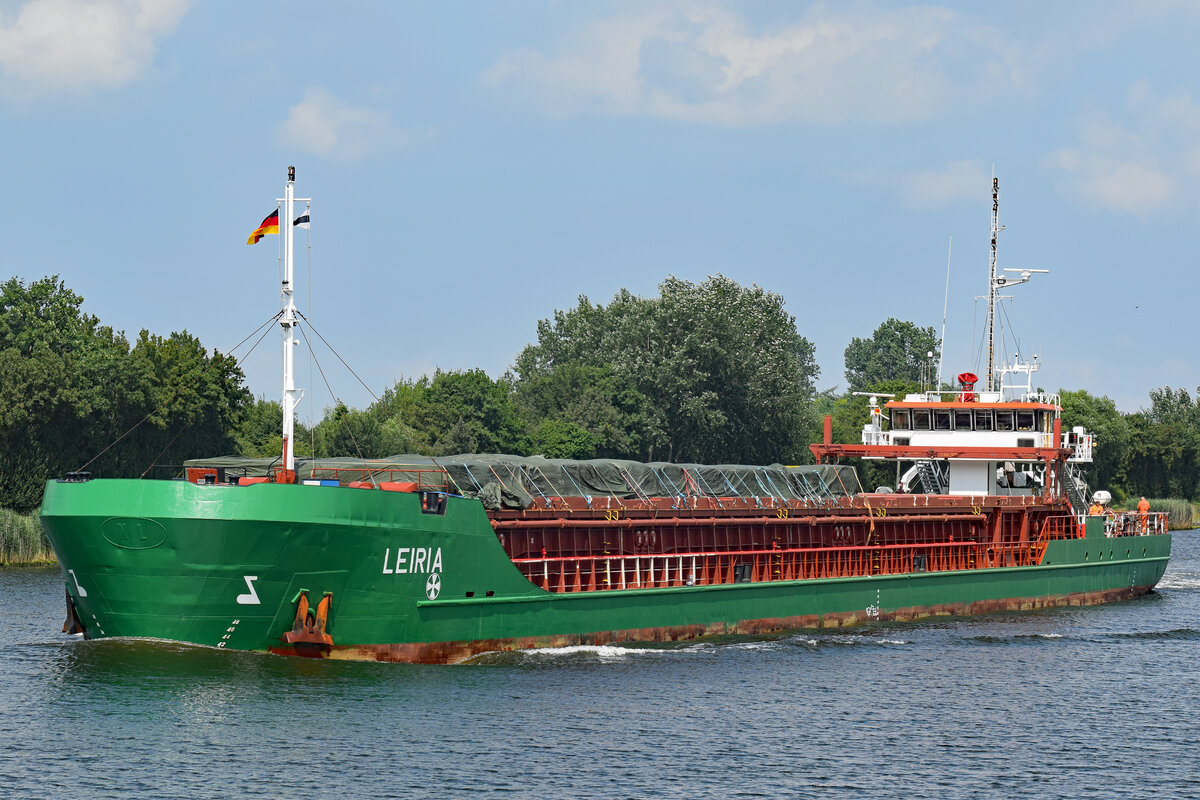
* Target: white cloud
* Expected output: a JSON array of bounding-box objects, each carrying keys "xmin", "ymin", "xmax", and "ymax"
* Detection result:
[
  {"xmin": 1046, "ymin": 82, "xmax": 1200, "ymax": 215},
  {"xmin": 482, "ymin": 4, "xmax": 1038, "ymax": 126},
  {"xmin": 0, "ymin": 0, "xmax": 189, "ymax": 96},
  {"xmin": 848, "ymin": 160, "xmax": 991, "ymax": 209},
  {"xmin": 276, "ymin": 88, "xmax": 424, "ymax": 164},
  {"xmin": 1045, "ymin": 148, "xmax": 1174, "ymax": 215}
]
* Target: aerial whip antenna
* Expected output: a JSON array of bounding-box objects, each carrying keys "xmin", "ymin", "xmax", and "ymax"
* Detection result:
[{"xmin": 936, "ymin": 235, "xmax": 951, "ymax": 391}]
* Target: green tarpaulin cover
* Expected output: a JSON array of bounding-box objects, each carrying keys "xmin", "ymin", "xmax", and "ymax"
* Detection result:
[{"xmin": 183, "ymin": 454, "xmax": 861, "ymax": 511}]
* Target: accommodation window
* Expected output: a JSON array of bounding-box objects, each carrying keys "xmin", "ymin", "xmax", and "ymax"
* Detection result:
[
  {"xmin": 955, "ymin": 410, "xmax": 973, "ymax": 430},
  {"xmin": 912, "ymin": 409, "xmax": 931, "ymax": 430},
  {"xmin": 891, "ymin": 409, "xmax": 911, "ymax": 430},
  {"xmin": 974, "ymin": 410, "xmax": 993, "ymax": 431},
  {"xmin": 995, "ymin": 411, "xmax": 1015, "ymax": 431},
  {"xmin": 934, "ymin": 410, "xmax": 952, "ymax": 430},
  {"xmin": 1016, "ymin": 411, "xmax": 1035, "ymax": 431}
]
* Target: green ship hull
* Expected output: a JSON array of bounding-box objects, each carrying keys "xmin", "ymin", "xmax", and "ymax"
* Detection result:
[{"xmin": 40, "ymin": 478, "xmax": 1171, "ymax": 663}]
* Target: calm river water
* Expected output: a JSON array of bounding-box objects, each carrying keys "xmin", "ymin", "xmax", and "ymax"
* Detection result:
[{"xmin": 2, "ymin": 533, "xmax": 1199, "ymax": 799}]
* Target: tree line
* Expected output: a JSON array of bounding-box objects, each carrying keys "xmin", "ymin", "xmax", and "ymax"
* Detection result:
[
  {"xmin": 1, "ymin": 277, "xmax": 247, "ymax": 512},
  {"xmin": 1, "ymin": 274, "xmax": 1196, "ymax": 513}
]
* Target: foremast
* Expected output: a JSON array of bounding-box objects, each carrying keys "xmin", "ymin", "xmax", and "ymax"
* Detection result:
[{"xmin": 279, "ymin": 166, "xmax": 305, "ymax": 482}]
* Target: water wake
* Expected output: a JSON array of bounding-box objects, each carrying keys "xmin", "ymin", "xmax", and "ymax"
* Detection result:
[{"xmin": 1157, "ymin": 573, "xmax": 1200, "ymax": 590}]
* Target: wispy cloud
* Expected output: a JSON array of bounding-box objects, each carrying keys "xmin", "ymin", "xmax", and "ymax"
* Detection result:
[
  {"xmin": 276, "ymin": 88, "xmax": 429, "ymax": 164},
  {"xmin": 482, "ymin": 4, "xmax": 1040, "ymax": 126},
  {"xmin": 1046, "ymin": 81, "xmax": 1200, "ymax": 215},
  {"xmin": 848, "ymin": 160, "xmax": 991, "ymax": 209},
  {"xmin": 0, "ymin": 0, "xmax": 190, "ymax": 97}
]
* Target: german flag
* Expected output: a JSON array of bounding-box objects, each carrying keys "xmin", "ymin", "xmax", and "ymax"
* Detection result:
[{"xmin": 246, "ymin": 209, "xmax": 280, "ymax": 245}]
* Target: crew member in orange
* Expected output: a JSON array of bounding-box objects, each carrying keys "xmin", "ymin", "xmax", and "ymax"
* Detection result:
[
  {"xmin": 1088, "ymin": 501, "xmax": 1105, "ymax": 516},
  {"xmin": 1137, "ymin": 496, "xmax": 1151, "ymax": 533}
]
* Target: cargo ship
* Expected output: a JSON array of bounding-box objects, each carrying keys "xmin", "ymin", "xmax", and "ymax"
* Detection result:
[{"xmin": 40, "ymin": 172, "xmax": 1171, "ymax": 664}]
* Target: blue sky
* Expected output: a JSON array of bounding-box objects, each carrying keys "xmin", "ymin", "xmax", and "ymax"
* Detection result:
[{"xmin": 2, "ymin": 0, "xmax": 1197, "ymax": 420}]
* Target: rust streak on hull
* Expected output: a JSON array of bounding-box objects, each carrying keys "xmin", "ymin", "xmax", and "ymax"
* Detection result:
[{"xmin": 268, "ymin": 585, "xmax": 1157, "ymax": 665}]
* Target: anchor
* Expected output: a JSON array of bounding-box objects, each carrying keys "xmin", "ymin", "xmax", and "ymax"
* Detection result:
[{"xmin": 281, "ymin": 589, "xmax": 334, "ymax": 655}]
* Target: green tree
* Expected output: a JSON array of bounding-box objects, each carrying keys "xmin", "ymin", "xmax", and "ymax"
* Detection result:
[
  {"xmin": 1123, "ymin": 387, "xmax": 1200, "ymax": 501},
  {"xmin": 513, "ymin": 275, "xmax": 819, "ymax": 464},
  {"xmin": 119, "ymin": 330, "xmax": 250, "ymax": 473},
  {"xmin": 0, "ymin": 276, "xmax": 250, "ymax": 510},
  {"xmin": 1059, "ymin": 389, "xmax": 1130, "ymax": 496},
  {"xmin": 844, "ymin": 318, "xmax": 940, "ymax": 393},
  {"xmin": 419, "ymin": 369, "xmax": 526, "ymax": 455},
  {"xmin": 234, "ymin": 397, "xmax": 313, "ymax": 458},
  {"xmin": 528, "ymin": 419, "xmax": 599, "ymax": 459},
  {"xmin": 513, "ymin": 363, "xmax": 647, "ymax": 459},
  {"xmin": 313, "ymin": 369, "xmax": 525, "ymax": 458}
]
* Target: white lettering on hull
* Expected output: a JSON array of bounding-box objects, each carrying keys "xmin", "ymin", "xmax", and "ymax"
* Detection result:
[{"xmin": 381, "ymin": 546, "xmax": 444, "ymax": 580}]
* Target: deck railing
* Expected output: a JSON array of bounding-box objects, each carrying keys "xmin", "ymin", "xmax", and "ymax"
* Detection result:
[
  {"xmin": 1039, "ymin": 512, "xmax": 1168, "ymax": 542},
  {"xmin": 1039, "ymin": 514, "xmax": 1085, "ymax": 541},
  {"xmin": 1105, "ymin": 512, "xmax": 1168, "ymax": 538},
  {"xmin": 511, "ymin": 540, "xmax": 1045, "ymax": 594}
]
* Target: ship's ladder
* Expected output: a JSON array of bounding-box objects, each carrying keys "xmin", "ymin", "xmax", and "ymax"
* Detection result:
[
  {"xmin": 914, "ymin": 460, "xmax": 948, "ymax": 494},
  {"xmin": 1061, "ymin": 462, "xmax": 1091, "ymax": 516}
]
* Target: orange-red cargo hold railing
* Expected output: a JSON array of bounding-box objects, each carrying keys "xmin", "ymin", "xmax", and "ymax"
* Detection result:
[{"xmin": 510, "ymin": 540, "xmax": 1045, "ymax": 593}]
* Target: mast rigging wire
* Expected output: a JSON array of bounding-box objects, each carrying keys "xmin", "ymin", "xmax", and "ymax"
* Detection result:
[
  {"xmin": 295, "ymin": 322, "xmax": 373, "ymax": 479},
  {"xmin": 295, "ymin": 310, "xmax": 456, "ymax": 488},
  {"xmin": 79, "ymin": 310, "xmax": 286, "ymax": 474}
]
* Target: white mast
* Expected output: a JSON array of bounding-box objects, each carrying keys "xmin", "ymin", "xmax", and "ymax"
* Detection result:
[
  {"xmin": 280, "ymin": 166, "xmax": 300, "ymax": 478},
  {"xmin": 985, "ymin": 177, "xmax": 1001, "ymax": 392},
  {"xmin": 982, "ymin": 175, "xmax": 1047, "ymax": 396}
]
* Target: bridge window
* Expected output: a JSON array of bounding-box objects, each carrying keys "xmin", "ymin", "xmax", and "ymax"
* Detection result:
[
  {"xmin": 954, "ymin": 410, "xmax": 973, "ymax": 430},
  {"xmin": 933, "ymin": 410, "xmax": 952, "ymax": 430},
  {"xmin": 1016, "ymin": 411, "xmax": 1035, "ymax": 431},
  {"xmin": 891, "ymin": 409, "xmax": 911, "ymax": 430},
  {"xmin": 912, "ymin": 409, "xmax": 931, "ymax": 430},
  {"xmin": 995, "ymin": 411, "xmax": 1015, "ymax": 431},
  {"xmin": 974, "ymin": 410, "xmax": 993, "ymax": 431}
]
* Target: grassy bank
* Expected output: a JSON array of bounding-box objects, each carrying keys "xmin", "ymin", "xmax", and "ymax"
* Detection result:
[
  {"xmin": 1145, "ymin": 498, "xmax": 1195, "ymax": 531},
  {"xmin": 1, "ymin": 508, "xmax": 56, "ymax": 565}
]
